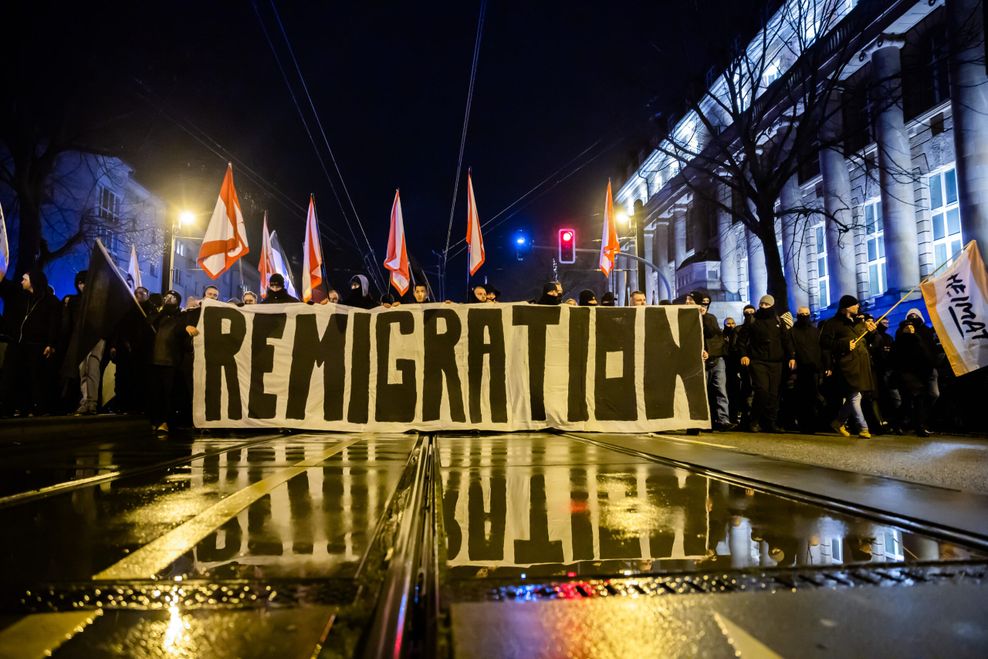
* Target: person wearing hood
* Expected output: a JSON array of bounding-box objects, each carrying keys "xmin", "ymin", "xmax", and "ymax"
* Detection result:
[
  {"xmin": 819, "ymin": 295, "xmax": 878, "ymax": 439},
  {"xmin": 599, "ymin": 292, "xmax": 616, "ymax": 307},
  {"xmin": 0, "ymin": 270, "xmax": 61, "ymax": 416},
  {"xmin": 578, "ymin": 290, "xmax": 597, "ymax": 306},
  {"xmin": 738, "ymin": 295, "xmax": 795, "ymax": 433},
  {"xmin": 903, "ymin": 307, "xmax": 942, "ymax": 405},
  {"xmin": 262, "ymin": 274, "xmax": 300, "ymax": 304},
  {"xmin": 534, "ymin": 282, "xmax": 561, "ymax": 305},
  {"xmin": 791, "ymin": 306, "xmax": 824, "ymax": 433},
  {"xmin": 343, "ymin": 275, "xmax": 375, "ymax": 309},
  {"xmin": 893, "ymin": 317, "xmax": 936, "ymax": 436},
  {"xmin": 146, "ymin": 290, "xmax": 188, "ymax": 432}
]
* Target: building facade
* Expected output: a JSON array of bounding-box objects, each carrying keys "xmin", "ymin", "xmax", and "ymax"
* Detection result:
[
  {"xmin": 0, "ymin": 151, "xmax": 167, "ymax": 299},
  {"xmin": 1, "ymin": 151, "xmax": 259, "ymax": 305},
  {"xmin": 614, "ymin": 0, "xmax": 988, "ymax": 321}
]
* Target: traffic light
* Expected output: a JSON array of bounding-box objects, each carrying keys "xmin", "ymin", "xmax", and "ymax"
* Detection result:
[
  {"xmin": 558, "ymin": 228, "xmax": 576, "ymax": 264},
  {"xmin": 514, "ymin": 230, "xmax": 530, "ymax": 261}
]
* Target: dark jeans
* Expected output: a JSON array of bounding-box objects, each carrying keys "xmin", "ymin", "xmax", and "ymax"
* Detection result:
[
  {"xmin": 749, "ymin": 360, "xmax": 783, "ymax": 429},
  {"xmin": 149, "ymin": 364, "xmax": 178, "ymax": 426},
  {"xmin": 794, "ymin": 366, "xmax": 823, "ymax": 432}
]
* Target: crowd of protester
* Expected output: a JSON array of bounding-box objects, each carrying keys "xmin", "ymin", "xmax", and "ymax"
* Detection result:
[{"xmin": 0, "ymin": 267, "xmax": 981, "ymax": 437}]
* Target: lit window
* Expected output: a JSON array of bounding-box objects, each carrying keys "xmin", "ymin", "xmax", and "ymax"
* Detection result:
[
  {"xmin": 929, "ymin": 166, "xmax": 962, "ymax": 268},
  {"xmin": 863, "ymin": 199, "xmax": 887, "ymax": 298},
  {"xmin": 98, "ymin": 186, "xmax": 120, "ymax": 223},
  {"xmin": 763, "ymin": 59, "xmax": 782, "ymax": 87},
  {"xmin": 814, "ymin": 222, "xmax": 830, "ymax": 309}
]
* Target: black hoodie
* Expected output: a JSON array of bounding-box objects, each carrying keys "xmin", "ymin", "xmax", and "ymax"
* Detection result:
[
  {"xmin": 534, "ymin": 283, "xmax": 561, "ymax": 305},
  {"xmin": 17, "ymin": 270, "xmax": 61, "ymax": 347},
  {"xmin": 343, "ymin": 275, "xmax": 375, "ymax": 309},
  {"xmin": 738, "ymin": 306, "xmax": 795, "ymax": 363}
]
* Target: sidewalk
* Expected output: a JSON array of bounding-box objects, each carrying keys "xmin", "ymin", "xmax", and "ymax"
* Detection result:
[
  {"xmin": 655, "ymin": 430, "xmax": 988, "ymax": 495},
  {"xmin": 0, "ymin": 414, "xmax": 151, "ymax": 446}
]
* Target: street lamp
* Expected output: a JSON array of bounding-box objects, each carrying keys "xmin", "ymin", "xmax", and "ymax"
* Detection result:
[
  {"xmin": 616, "ymin": 209, "xmax": 630, "ymax": 226},
  {"xmin": 164, "ymin": 210, "xmax": 198, "ymax": 293}
]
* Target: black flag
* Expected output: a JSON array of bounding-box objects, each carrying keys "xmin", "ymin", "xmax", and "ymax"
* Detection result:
[{"xmin": 61, "ymin": 240, "xmax": 147, "ymax": 378}]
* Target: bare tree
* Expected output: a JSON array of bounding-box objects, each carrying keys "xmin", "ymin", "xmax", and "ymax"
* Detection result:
[{"xmin": 648, "ymin": 0, "xmax": 891, "ymax": 310}]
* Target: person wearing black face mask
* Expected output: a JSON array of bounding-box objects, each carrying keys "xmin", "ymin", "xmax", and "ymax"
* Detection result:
[
  {"xmin": 146, "ymin": 290, "xmax": 186, "ymax": 433},
  {"xmin": 262, "ymin": 274, "xmax": 300, "ymax": 304},
  {"xmin": 534, "ymin": 282, "xmax": 562, "ymax": 305},
  {"xmin": 738, "ymin": 295, "xmax": 796, "ymax": 433},
  {"xmin": 791, "ymin": 306, "xmax": 824, "ymax": 433}
]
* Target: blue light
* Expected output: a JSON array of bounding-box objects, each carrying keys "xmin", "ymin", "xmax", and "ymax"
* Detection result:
[{"xmin": 516, "ymin": 237, "xmax": 526, "ymax": 245}]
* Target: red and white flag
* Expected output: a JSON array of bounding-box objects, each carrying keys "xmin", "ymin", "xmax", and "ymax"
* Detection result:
[
  {"xmin": 302, "ymin": 195, "xmax": 324, "ymax": 302},
  {"xmin": 197, "ymin": 163, "xmax": 249, "ymax": 279},
  {"xmin": 599, "ymin": 179, "xmax": 621, "ymax": 276},
  {"xmin": 0, "ymin": 202, "xmax": 9, "ymax": 283},
  {"xmin": 127, "ymin": 244, "xmax": 142, "ymax": 291},
  {"xmin": 466, "ymin": 170, "xmax": 485, "ymax": 276},
  {"xmin": 384, "ymin": 189, "xmax": 410, "ymax": 295},
  {"xmin": 258, "ymin": 211, "xmax": 275, "ymax": 298}
]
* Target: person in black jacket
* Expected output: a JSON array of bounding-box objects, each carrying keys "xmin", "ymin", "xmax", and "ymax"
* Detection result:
[
  {"xmin": 693, "ymin": 291, "xmax": 734, "ymax": 430},
  {"xmin": 819, "ymin": 295, "xmax": 878, "ymax": 438},
  {"xmin": 146, "ymin": 290, "xmax": 187, "ymax": 432},
  {"xmin": 0, "ymin": 270, "xmax": 61, "ymax": 416},
  {"xmin": 893, "ymin": 318, "xmax": 936, "ymax": 436},
  {"xmin": 262, "ymin": 274, "xmax": 300, "ymax": 304},
  {"xmin": 790, "ymin": 306, "xmax": 824, "ymax": 433},
  {"xmin": 339, "ymin": 275, "xmax": 374, "ymax": 308},
  {"xmin": 738, "ymin": 295, "xmax": 795, "ymax": 433}
]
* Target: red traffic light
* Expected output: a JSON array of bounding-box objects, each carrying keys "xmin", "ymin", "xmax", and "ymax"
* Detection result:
[{"xmin": 558, "ymin": 228, "xmax": 576, "ymax": 264}]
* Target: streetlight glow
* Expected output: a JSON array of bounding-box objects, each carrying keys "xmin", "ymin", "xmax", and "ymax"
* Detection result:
[
  {"xmin": 178, "ymin": 211, "xmax": 195, "ymax": 227},
  {"xmin": 616, "ymin": 210, "xmax": 629, "ymax": 225}
]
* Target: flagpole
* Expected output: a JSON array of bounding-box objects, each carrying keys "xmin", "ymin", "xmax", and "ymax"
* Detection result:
[{"xmin": 850, "ymin": 245, "xmax": 968, "ymax": 348}]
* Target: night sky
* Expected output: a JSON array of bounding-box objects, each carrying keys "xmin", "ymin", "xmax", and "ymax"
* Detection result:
[{"xmin": 4, "ymin": 0, "xmax": 772, "ymax": 299}]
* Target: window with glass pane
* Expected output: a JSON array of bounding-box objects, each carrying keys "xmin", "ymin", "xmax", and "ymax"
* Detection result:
[
  {"xmin": 98, "ymin": 186, "xmax": 120, "ymax": 223},
  {"xmin": 813, "ymin": 222, "xmax": 830, "ymax": 309},
  {"xmin": 929, "ymin": 167, "xmax": 962, "ymax": 268},
  {"xmin": 863, "ymin": 200, "xmax": 886, "ymax": 297}
]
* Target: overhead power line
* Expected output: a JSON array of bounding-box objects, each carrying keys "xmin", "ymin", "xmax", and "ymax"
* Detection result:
[
  {"xmin": 132, "ymin": 80, "xmax": 353, "ymax": 249},
  {"xmin": 267, "ymin": 0, "xmax": 387, "ymax": 292},
  {"xmin": 441, "ymin": 0, "xmax": 488, "ymax": 298},
  {"xmin": 252, "ymin": 1, "xmax": 386, "ymax": 291}
]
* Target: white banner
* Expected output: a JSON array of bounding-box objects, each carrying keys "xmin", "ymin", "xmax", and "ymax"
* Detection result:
[
  {"xmin": 922, "ymin": 240, "xmax": 988, "ymax": 376},
  {"xmin": 193, "ymin": 300, "xmax": 710, "ymax": 432}
]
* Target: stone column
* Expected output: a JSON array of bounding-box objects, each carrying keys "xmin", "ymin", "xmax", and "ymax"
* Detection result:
[
  {"xmin": 948, "ymin": 0, "xmax": 988, "ymax": 256},
  {"xmin": 819, "ymin": 94, "xmax": 859, "ymax": 303},
  {"xmin": 655, "ymin": 221, "xmax": 673, "ymax": 301},
  {"xmin": 643, "ymin": 228, "xmax": 655, "ymax": 302},
  {"xmin": 780, "ymin": 177, "xmax": 810, "ymax": 310},
  {"xmin": 717, "ymin": 185, "xmax": 741, "ymax": 299},
  {"xmin": 871, "ymin": 36, "xmax": 920, "ymax": 293},
  {"xmin": 672, "ymin": 205, "xmax": 688, "ymax": 267},
  {"xmin": 746, "ymin": 226, "xmax": 767, "ymax": 304},
  {"xmin": 617, "ymin": 262, "xmax": 628, "ymax": 306}
]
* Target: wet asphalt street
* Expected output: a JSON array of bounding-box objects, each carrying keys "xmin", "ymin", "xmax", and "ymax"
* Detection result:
[{"xmin": 0, "ymin": 428, "xmax": 987, "ymax": 658}]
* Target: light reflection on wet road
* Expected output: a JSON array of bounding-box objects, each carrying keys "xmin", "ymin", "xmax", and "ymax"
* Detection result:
[
  {"xmin": 438, "ymin": 434, "xmax": 980, "ymax": 582},
  {"xmin": 0, "ymin": 431, "xmax": 985, "ymax": 657}
]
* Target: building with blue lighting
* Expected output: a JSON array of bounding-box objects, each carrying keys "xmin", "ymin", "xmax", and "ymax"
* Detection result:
[
  {"xmin": 0, "ymin": 151, "xmax": 258, "ymax": 305},
  {"xmin": 613, "ymin": 0, "xmax": 988, "ymax": 322}
]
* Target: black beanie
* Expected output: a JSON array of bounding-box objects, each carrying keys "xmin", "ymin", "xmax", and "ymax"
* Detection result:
[
  {"xmin": 269, "ymin": 273, "xmax": 285, "ymax": 287},
  {"xmin": 838, "ymin": 294, "xmax": 859, "ymax": 310}
]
